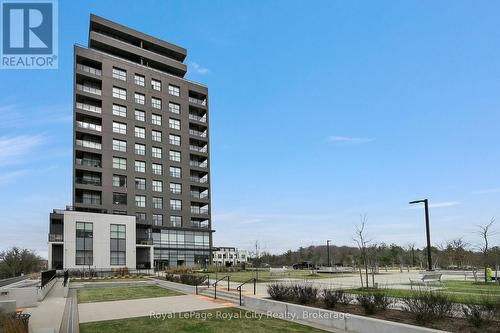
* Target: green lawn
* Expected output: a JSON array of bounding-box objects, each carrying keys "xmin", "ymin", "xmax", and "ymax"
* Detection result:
[
  {"xmin": 80, "ymin": 308, "xmax": 327, "ymax": 333},
  {"xmin": 77, "ymin": 285, "xmax": 183, "ymax": 303},
  {"xmin": 71, "ymin": 277, "xmax": 148, "ymax": 283},
  {"xmin": 196, "ymin": 270, "xmax": 340, "ymax": 283},
  {"xmin": 347, "ymin": 280, "xmax": 500, "ymax": 305}
]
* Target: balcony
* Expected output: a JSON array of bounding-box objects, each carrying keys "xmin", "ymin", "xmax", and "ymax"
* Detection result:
[
  {"xmin": 77, "ymin": 63, "xmax": 102, "ymax": 76},
  {"xmin": 190, "ymin": 176, "xmax": 208, "ymax": 184},
  {"xmin": 48, "ymin": 233, "xmax": 63, "ymax": 242},
  {"xmin": 189, "ymin": 113, "xmax": 207, "ymax": 123},
  {"xmin": 191, "ymin": 206, "xmax": 209, "ymax": 215},
  {"xmin": 76, "ymin": 139, "xmax": 101, "ymax": 150},
  {"xmin": 190, "ymin": 160, "xmax": 207, "ymax": 168},
  {"xmin": 136, "ymin": 238, "xmax": 153, "ymax": 245},
  {"xmin": 189, "ymin": 129, "xmax": 207, "ymax": 138},
  {"xmin": 76, "ymin": 121, "xmax": 102, "ymax": 132},
  {"xmin": 75, "ymin": 158, "xmax": 101, "ymax": 168},
  {"xmin": 77, "ymin": 83, "xmax": 101, "ymax": 96},
  {"xmin": 188, "ymin": 96, "xmax": 207, "ymax": 107},
  {"xmin": 75, "ymin": 177, "xmax": 101, "ymax": 186},
  {"xmin": 191, "ymin": 221, "xmax": 209, "ymax": 229},
  {"xmin": 190, "ymin": 190, "xmax": 209, "ymax": 200},
  {"xmin": 189, "ymin": 145, "xmax": 207, "ymax": 154},
  {"xmin": 76, "ymin": 102, "xmax": 101, "ymax": 114}
]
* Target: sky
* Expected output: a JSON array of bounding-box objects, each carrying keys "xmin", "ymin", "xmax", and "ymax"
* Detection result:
[{"xmin": 0, "ymin": 1, "xmax": 499, "ymax": 258}]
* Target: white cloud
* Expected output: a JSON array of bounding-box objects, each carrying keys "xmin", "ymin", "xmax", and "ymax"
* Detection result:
[
  {"xmin": 474, "ymin": 188, "xmax": 500, "ymax": 194},
  {"xmin": 327, "ymin": 136, "xmax": 375, "ymax": 143},
  {"xmin": 0, "ymin": 135, "xmax": 46, "ymax": 166},
  {"xmin": 190, "ymin": 62, "xmax": 209, "ymax": 75}
]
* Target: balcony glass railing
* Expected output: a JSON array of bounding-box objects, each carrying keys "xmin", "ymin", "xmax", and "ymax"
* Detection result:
[
  {"xmin": 191, "ymin": 221, "xmax": 209, "ymax": 229},
  {"xmin": 75, "ymin": 158, "xmax": 102, "ymax": 168},
  {"xmin": 77, "ymin": 83, "xmax": 101, "ymax": 96},
  {"xmin": 75, "ymin": 198, "xmax": 101, "ymax": 205},
  {"xmin": 190, "ymin": 160, "xmax": 207, "ymax": 168},
  {"xmin": 190, "ymin": 191, "xmax": 209, "ymax": 199},
  {"xmin": 76, "ymin": 102, "xmax": 101, "ymax": 114},
  {"xmin": 188, "ymin": 96, "xmax": 207, "ymax": 106},
  {"xmin": 190, "ymin": 176, "xmax": 208, "ymax": 184},
  {"xmin": 190, "ymin": 206, "xmax": 209, "ymax": 215},
  {"xmin": 75, "ymin": 177, "xmax": 102, "ymax": 186},
  {"xmin": 189, "ymin": 113, "xmax": 207, "ymax": 123},
  {"xmin": 77, "ymin": 63, "xmax": 102, "ymax": 76},
  {"xmin": 76, "ymin": 121, "xmax": 102, "ymax": 132},
  {"xmin": 48, "ymin": 233, "xmax": 64, "ymax": 242},
  {"xmin": 76, "ymin": 140, "xmax": 101, "ymax": 150},
  {"xmin": 189, "ymin": 145, "xmax": 207, "ymax": 153},
  {"xmin": 189, "ymin": 129, "xmax": 207, "ymax": 138}
]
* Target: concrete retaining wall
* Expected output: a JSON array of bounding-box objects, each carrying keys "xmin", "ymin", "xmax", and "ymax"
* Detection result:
[
  {"xmin": 242, "ymin": 296, "xmax": 448, "ymax": 333},
  {"xmin": 153, "ymin": 279, "xmax": 199, "ymax": 294},
  {"xmin": 37, "ymin": 278, "xmax": 57, "ymax": 301},
  {"xmin": 0, "ymin": 300, "xmax": 16, "ymax": 314},
  {"xmin": 0, "ymin": 287, "xmax": 38, "ymax": 307}
]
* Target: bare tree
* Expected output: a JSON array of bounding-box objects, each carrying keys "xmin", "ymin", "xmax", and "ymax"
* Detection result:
[
  {"xmin": 353, "ymin": 214, "xmax": 371, "ymax": 288},
  {"xmin": 477, "ymin": 218, "xmax": 496, "ymax": 283}
]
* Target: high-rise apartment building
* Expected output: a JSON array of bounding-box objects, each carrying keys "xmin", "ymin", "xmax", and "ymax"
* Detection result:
[{"xmin": 48, "ymin": 14, "xmax": 212, "ymax": 270}]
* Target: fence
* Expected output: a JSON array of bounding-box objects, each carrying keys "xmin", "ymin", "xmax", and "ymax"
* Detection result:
[{"xmin": 40, "ymin": 270, "xmax": 56, "ymax": 288}]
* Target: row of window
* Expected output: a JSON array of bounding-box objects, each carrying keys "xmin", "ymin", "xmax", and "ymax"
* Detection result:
[
  {"xmin": 112, "ymin": 67, "xmax": 180, "ymax": 96},
  {"xmin": 112, "ymin": 140, "xmax": 181, "ymax": 160},
  {"xmin": 112, "ymin": 117, "xmax": 180, "ymax": 136},
  {"xmin": 112, "ymin": 86, "xmax": 179, "ymax": 109},
  {"xmin": 112, "ymin": 175, "xmax": 181, "ymax": 194},
  {"xmin": 112, "ymin": 157, "xmax": 183, "ymax": 176}
]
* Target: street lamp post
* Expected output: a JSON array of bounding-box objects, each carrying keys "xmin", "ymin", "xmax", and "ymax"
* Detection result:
[
  {"xmin": 409, "ymin": 199, "xmax": 433, "ymax": 271},
  {"xmin": 327, "ymin": 240, "xmax": 331, "ymax": 268}
]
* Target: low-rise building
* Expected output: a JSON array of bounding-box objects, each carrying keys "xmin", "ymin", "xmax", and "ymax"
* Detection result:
[{"xmin": 212, "ymin": 247, "xmax": 248, "ymax": 267}]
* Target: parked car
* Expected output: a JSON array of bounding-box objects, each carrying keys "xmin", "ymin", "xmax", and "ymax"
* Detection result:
[{"xmin": 292, "ymin": 261, "xmax": 316, "ymax": 270}]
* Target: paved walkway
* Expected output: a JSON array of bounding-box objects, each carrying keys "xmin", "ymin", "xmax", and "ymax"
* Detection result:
[
  {"xmin": 78, "ymin": 294, "xmax": 233, "ymax": 323},
  {"xmin": 24, "ymin": 279, "xmax": 66, "ymax": 333}
]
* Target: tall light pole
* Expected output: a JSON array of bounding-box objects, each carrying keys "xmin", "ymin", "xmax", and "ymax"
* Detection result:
[
  {"xmin": 326, "ymin": 240, "xmax": 331, "ymax": 267},
  {"xmin": 409, "ymin": 199, "xmax": 433, "ymax": 271}
]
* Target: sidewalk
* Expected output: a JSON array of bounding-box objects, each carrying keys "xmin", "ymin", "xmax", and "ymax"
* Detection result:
[
  {"xmin": 24, "ymin": 279, "xmax": 66, "ymax": 333},
  {"xmin": 78, "ymin": 294, "xmax": 233, "ymax": 323}
]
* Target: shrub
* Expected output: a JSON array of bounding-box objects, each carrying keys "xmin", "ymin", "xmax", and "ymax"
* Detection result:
[
  {"xmin": 322, "ymin": 289, "xmax": 351, "ymax": 309},
  {"xmin": 462, "ymin": 297, "xmax": 499, "ymax": 328},
  {"xmin": 267, "ymin": 283, "xmax": 292, "ymax": 301},
  {"xmin": 356, "ymin": 290, "xmax": 392, "ymax": 314},
  {"xmin": 163, "ymin": 272, "xmax": 180, "ymax": 283},
  {"xmin": 292, "ymin": 283, "xmax": 318, "ymax": 304},
  {"xmin": 179, "ymin": 274, "xmax": 207, "ymax": 286},
  {"xmin": 403, "ymin": 291, "xmax": 453, "ymax": 324}
]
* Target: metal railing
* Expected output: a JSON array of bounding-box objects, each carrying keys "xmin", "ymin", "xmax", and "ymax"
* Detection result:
[
  {"xmin": 189, "ymin": 145, "xmax": 208, "ymax": 153},
  {"xmin": 195, "ymin": 275, "xmax": 210, "ymax": 295},
  {"xmin": 190, "ymin": 160, "xmax": 208, "ymax": 168},
  {"xmin": 75, "ymin": 158, "xmax": 102, "ymax": 168},
  {"xmin": 76, "ymin": 102, "xmax": 101, "ymax": 114},
  {"xmin": 190, "ymin": 176, "xmax": 208, "ymax": 184},
  {"xmin": 189, "ymin": 113, "xmax": 207, "ymax": 123},
  {"xmin": 76, "ymin": 140, "xmax": 102, "ymax": 150},
  {"xmin": 236, "ymin": 278, "xmax": 256, "ymax": 305},
  {"xmin": 76, "ymin": 83, "xmax": 101, "ymax": 96},
  {"xmin": 189, "ymin": 96, "xmax": 207, "ymax": 106},
  {"xmin": 48, "ymin": 233, "xmax": 63, "ymax": 242},
  {"xmin": 76, "ymin": 121, "xmax": 102, "ymax": 132},
  {"xmin": 212, "ymin": 275, "xmax": 230, "ymax": 299},
  {"xmin": 189, "ymin": 129, "xmax": 207, "ymax": 138},
  {"xmin": 190, "ymin": 207, "xmax": 209, "ymax": 215},
  {"xmin": 77, "ymin": 63, "xmax": 102, "ymax": 76}
]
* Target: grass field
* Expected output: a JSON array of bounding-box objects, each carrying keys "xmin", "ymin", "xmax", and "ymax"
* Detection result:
[
  {"xmin": 77, "ymin": 285, "xmax": 183, "ymax": 303},
  {"xmin": 196, "ymin": 270, "xmax": 341, "ymax": 283},
  {"xmin": 79, "ymin": 307, "xmax": 327, "ymax": 333},
  {"xmin": 347, "ymin": 280, "xmax": 500, "ymax": 305},
  {"xmin": 71, "ymin": 277, "xmax": 148, "ymax": 283}
]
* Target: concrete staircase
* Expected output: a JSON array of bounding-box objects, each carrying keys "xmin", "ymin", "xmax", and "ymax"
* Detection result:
[{"xmin": 198, "ymin": 287, "xmax": 242, "ymax": 304}]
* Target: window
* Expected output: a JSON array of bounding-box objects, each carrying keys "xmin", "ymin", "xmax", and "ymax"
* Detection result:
[
  {"xmin": 170, "ymin": 166, "xmax": 181, "ymax": 178},
  {"xmin": 134, "ymin": 74, "xmax": 145, "ymax": 86},
  {"xmin": 169, "ymin": 118, "xmax": 180, "ymax": 130},
  {"xmin": 112, "ymin": 67, "xmax": 127, "ymax": 81},
  {"xmin": 76, "ymin": 222, "xmax": 93, "ymax": 265},
  {"xmin": 152, "ymin": 114, "xmax": 162, "ymax": 126},
  {"xmin": 152, "ymin": 163, "xmax": 163, "ymax": 175},
  {"xmin": 136, "ymin": 212, "xmax": 146, "ymax": 221},
  {"xmin": 135, "ymin": 178, "xmax": 146, "ymax": 190},
  {"xmin": 151, "ymin": 97, "xmax": 161, "ymax": 109},
  {"xmin": 113, "ymin": 157, "xmax": 127, "ymax": 170},
  {"xmin": 152, "ymin": 79, "xmax": 161, "ymax": 91},
  {"xmin": 112, "ymin": 139, "xmax": 126, "ymax": 152},
  {"xmin": 153, "ymin": 214, "xmax": 163, "ymax": 226},
  {"xmin": 152, "ymin": 146, "xmax": 162, "ymax": 159},
  {"xmin": 112, "ymin": 86, "xmax": 126, "ymax": 100},
  {"xmin": 135, "ymin": 195, "xmax": 146, "ymax": 207},
  {"xmin": 168, "ymin": 84, "xmax": 180, "ymax": 96},
  {"xmin": 152, "ymin": 180, "xmax": 163, "ymax": 192},
  {"xmin": 170, "ymin": 216, "xmax": 182, "ymax": 227},
  {"xmin": 152, "ymin": 130, "xmax": 162, "ymax": 142},
  {"xmin": 134, "ymin": 92, "xmax": 145, "ymax": 105},
  {"xmin": 112, "ymin": 104, "xmax": 127, "ymax": 117},
  {"xmin": 113, "ymin": 192, "xmax": 127, "ymax": 205},
  {"xmin": 135, "ymin": 126, "xmax": 145, "ymax": 139},
  {"xmin": 170, "ymin": 183, "xmax": 181, "ymax": 195},
  {"xmin": 152, "ymin": 197, "xmax": 163, "ymax": 209},
  {"xmin": 112, "ymin": 121, "xmax": 127, "ymax": 135},
  {"xmin": 169, "ymin": 150, "xmax": 181, "ymax": 162},
  {"xmin": 169, "ymin": 134, "xmax": 181, "ymax": 146},
  {"xmin": 135, "ymin": 143, "xmax": 145, "ymax": 155},
  {"xmin": 170, "ymin": 199, "xmax": 182, "ymax": 211},
  {"xmin": 135, "ymin": 160, "xmax": 146, "ymax": 173},
  {"xmin": 112, "ymin": 175, "xmax": 127, "ymax": 188},
  {"xmin": 134, "ymin": 109, "xmax": 145, "ymax": 122},
  {"xmin": 110, "ymin": 224, "xmax": 126, "ymax": 265},
  {"xmin": 169, "ymin": 102, "xmax": 180, "ymax": 114},
  {"xmin": 113, "ymin": 210, "xmax": 127, "ymax": 215}
]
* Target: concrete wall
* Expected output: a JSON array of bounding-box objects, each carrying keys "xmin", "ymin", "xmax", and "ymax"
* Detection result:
[
  {"xmin": 242, "ymin": 296, "xmax": 447, "ymax": 333},
  {"xmin": 0, "ymin": 287, "xmax": 38, "ymax": 307},
  {"xmin": 0, "ymin": 300, "xmax": 16, "ymax": 314},
  {"xmin": 62, "ymin": 211, "xmax": 136, "ymax": 269}
]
